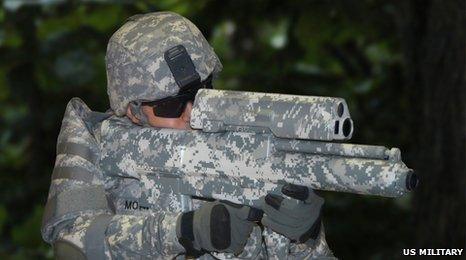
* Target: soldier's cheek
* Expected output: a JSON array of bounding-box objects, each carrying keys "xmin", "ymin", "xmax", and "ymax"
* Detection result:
[
  {"xmin": 173, "ymin": 119, "xmax": 192, "ymax": 130},
  {"xmin": 162, "ymin": 118, "xmax": 191, "ymax": 130}
]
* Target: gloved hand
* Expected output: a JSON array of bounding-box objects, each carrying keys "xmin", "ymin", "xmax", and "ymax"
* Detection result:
[
  {"xmin": 176, "ymin": 200, "xmax": 255, "ymax": 257},
  {"xmin": 261, "ymin": 183, "xmax": 324, "ymax": 243}
]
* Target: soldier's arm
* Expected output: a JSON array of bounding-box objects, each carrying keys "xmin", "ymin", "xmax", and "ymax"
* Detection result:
[
  {"xmin": 42, "ymin": 176, "xmax": 184, "ymax": 259},
  {"xmin": 287, "ymin": 225, "xmax": 337, "ymax": 259},
  {"xmin": 261, "ymin": 226, "xmax": 336, "ymax": 259},
  {"xmin": 41, "ymin": 98, "xmax": 185, "ymax": 259},
  {"xmin": 260, "ymin": 184, "xmax": 337, "ymax": 259}
]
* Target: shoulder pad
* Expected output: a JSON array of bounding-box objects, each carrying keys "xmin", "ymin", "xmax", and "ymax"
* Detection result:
[
  {"xmin": 58, "ymin": 98, "xmax": 112, "ymax": 145},
  {"xmin": 41, "ymin": 99, "xmax": 112, "ymax": 242}
]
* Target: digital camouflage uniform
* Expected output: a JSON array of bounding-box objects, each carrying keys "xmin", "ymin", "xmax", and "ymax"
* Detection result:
[
  {"xmin": 41, "ymin": 11, "xmax": 337, "ymax": 259},
  {"xmin": 41, "ymin": 98, "xmax": 335, "ymax": 259}
]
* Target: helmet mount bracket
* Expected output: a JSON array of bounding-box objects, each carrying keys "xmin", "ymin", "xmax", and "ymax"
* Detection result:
[{"xmin": 164, "ymin": 45, "xmax": 201, "ymax": 92}]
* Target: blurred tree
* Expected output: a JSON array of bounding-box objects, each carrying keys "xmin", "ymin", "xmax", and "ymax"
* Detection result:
[{"xmin": 398, "ymin": 0, "xmax": 466, "ymax": 252}]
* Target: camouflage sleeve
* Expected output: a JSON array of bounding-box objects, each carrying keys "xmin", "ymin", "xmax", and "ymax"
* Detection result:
[
  {"xmin": 288, "ymin": 224, "xmax": 337, "ymax": 259},
  {"xmin": 47, "ymin": 205, "xmax": 184, "ymax": 259},
  {"xmin": 41, "ymin": 98, "xmax": 185, "ymax": 259},
  {"xmin": 262, "ymin": 225, "xmax": 337, "ymax": 259}
]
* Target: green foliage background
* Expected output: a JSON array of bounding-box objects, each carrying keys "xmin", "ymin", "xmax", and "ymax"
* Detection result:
[{"xmin": 0, "ymin": 0, "xmax": 461, "ymax": 259}]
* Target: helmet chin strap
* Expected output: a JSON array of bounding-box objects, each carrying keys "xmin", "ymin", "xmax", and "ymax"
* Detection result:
[{"xmin": 129, "ymin": 101, "xmax": 150, "ymax": 127}]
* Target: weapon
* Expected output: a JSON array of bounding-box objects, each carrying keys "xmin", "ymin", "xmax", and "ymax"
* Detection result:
[{"xmin": 100, "ymin": 89, "xmax": 417, "ymax": 210}]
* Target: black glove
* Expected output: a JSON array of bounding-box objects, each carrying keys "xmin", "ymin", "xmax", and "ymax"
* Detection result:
[
  {"xmin": 261, "ymin": 183, "xmax": 323, "ymax": 243},
  {"xmin": 176, "ymin": 200, "xmax": 255, "ymax": 257}
]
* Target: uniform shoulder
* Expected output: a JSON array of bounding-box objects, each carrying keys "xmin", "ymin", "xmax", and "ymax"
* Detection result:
[
  {"xmin": 58, "ymin": 98, "xmax": 113, "ymax": 144},
  {"xmin": 63, "ymin": 97, "xmax": 93, "ymax": 121}
]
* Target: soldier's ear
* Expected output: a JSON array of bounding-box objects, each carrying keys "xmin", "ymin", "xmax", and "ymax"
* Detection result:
[{"xmin": 126, "ymin": 105, "xmax": 141, "ymax": 124}]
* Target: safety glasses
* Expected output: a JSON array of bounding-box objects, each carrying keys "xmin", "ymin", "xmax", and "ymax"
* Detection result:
[{"xmin": 142, "ymin": 75, "xmax": 212, "ymax": 118}]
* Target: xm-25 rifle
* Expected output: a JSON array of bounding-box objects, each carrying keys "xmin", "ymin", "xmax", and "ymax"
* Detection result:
[{"xmin": 100, "ymin": 89, "xmax": 418, "ymax": 212}]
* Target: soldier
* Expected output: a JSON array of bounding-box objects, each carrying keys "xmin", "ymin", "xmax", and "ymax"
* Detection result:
[{"xmin": 41, "ymin": 12, "xmax": 335, "ymax": 259}]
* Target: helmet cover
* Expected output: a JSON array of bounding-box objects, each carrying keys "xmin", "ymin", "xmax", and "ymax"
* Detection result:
[{"xmin": 106, "ymin": 11, "xmax": 222, "ymax": 116}]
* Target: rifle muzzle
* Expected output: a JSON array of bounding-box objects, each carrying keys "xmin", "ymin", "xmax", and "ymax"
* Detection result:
[{"xmin": 406, "ymin": 171, "xmax": 419, "ymax": 191}]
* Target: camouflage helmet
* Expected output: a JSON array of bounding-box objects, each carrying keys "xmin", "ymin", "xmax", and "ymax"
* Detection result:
[{"xmin": 105, "ymin": 11, "xmax": 223, "ymax": 116}]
